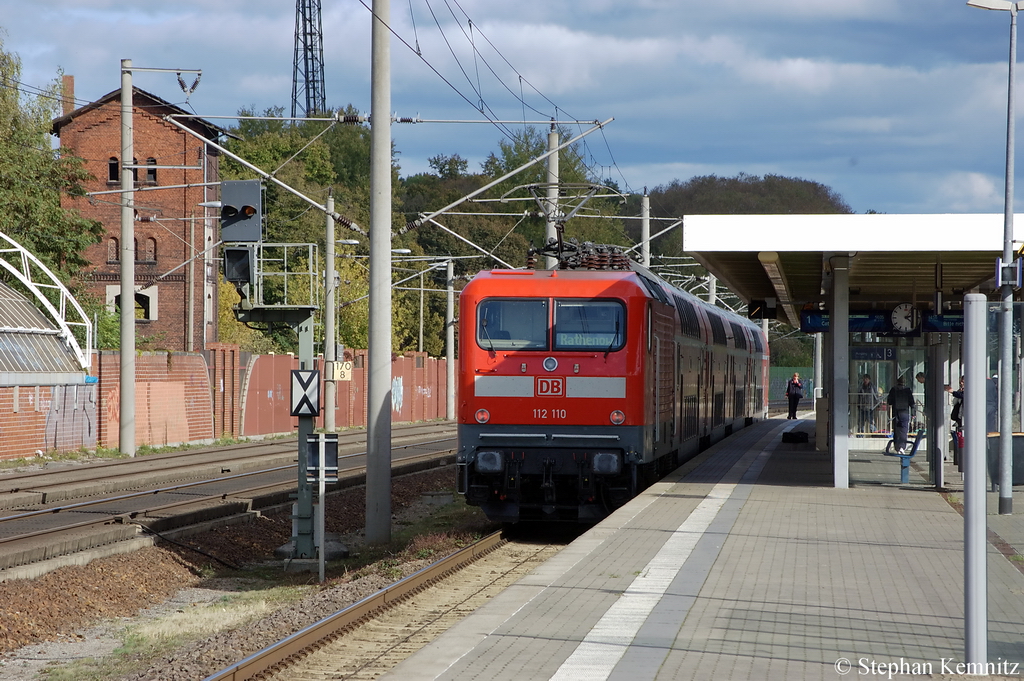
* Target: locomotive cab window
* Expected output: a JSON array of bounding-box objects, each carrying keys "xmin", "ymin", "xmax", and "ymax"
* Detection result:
[
  {"xmin": 477, "ymin": 298, "xmax": 548, "ymax": 350},
  {"xmin": 554, "ymin": 299, "xmax": 625, "ymax": 351}
]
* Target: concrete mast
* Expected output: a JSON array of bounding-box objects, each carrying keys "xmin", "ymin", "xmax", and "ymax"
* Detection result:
[{"xmin": 366, "ymin": 0, "xmax": 393, "ymax": 544}]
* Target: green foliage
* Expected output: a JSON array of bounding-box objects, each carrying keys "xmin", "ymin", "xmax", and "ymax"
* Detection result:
[
  {"xmin": 428, "ymin": 153, "xmax": 467, "ymax": 180},
  {"xmin": 216, "ymin": 275, "xmax": 286, "ymax": 354},
  {"xmin": 222, "ymin": 105, "xmax": 381, "ymax": 247},
  {"xmin": 770, "ymin": 332, "xmax": 814, "ymax": 367},
  {"xmin": 0, "ymin": 36, "xmax": 103, "ymax": 287},
  {"xmin": 76, "ymin": 292, "xmax": 120, "ymax": 350},
  {"xmin": 476, "ymin": 126, "xmax": 627, "ymax": 251},
  {"xmin": 649, "ymin": 172, "xmax": 852, "ymax": 216}
]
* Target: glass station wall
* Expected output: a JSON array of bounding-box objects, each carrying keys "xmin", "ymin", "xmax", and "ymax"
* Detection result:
[{"xmin": 849, "ymin": 334, "xmax": 929, "ymax": 440}]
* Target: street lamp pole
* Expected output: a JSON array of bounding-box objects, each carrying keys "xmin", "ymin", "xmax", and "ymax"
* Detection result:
[{"xmin": 968, "ymin": 0, "xmax": 1023, "ymax": 515}]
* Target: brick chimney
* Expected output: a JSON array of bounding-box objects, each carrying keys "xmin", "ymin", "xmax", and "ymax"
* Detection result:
[{"xmin": 61, "ymin": 75, "xmax": 75, "ymax": 115}]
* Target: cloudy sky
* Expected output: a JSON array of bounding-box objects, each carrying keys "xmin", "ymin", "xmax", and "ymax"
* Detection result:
[{"xmin": 3, "ymin": 1, "xmax": 1021, "ymax": 214}]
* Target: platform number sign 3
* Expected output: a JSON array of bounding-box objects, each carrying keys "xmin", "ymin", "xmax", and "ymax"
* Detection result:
[{"xmin": 291, "ymin": 370, "xmax": 321, "ymax": 416}]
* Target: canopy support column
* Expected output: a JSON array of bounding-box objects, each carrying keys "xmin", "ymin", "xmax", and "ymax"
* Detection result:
[{"xmin": 829, "ymin": 255, "xmax": 850, "ymax": 488}]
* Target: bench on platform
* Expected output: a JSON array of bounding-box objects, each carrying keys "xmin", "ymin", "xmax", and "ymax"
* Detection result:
[{"xmin": 884, "ymin": 429, "xmax": 924, "ymax": 484}]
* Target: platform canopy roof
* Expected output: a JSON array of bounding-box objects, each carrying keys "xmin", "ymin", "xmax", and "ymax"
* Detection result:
[
  {"xmin": 0, "ymin": 282, "xmax": 86, "ymax": 386},
  {"xmin": 680, "ymin": 214, "xmax": 1014, "ymax": 327}
]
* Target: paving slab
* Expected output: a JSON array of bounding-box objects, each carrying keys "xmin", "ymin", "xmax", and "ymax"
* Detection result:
[{"xmin": 386, "ymin": 417, "xmax": 1024, "ymax": 680}]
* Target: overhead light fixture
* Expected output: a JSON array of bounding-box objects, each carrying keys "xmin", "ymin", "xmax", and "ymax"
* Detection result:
[{"xmin": 757, "ymin": 251, "xmax": 798, "ymax": 326}]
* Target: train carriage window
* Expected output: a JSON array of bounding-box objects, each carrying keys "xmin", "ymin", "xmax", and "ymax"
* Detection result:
[
  {"xmin": 553, "ymin": 299, "xmax": 625, "ymax": 351},
  {"xmin": 751, "ymin": 331, "xmax": 764, "ymax": 354},
  {"xmin": 673, "ymin": 295, "xmax": 701, "ymax": 338},
  {"xmin": 477, "ymin": 298, "xmax": 548, "ymax": 350},
  {"xmin": 708, "ymin": 313, "xmax": 728, "ymax": 346},
  {"xmin": 638, "ymin": 274, "xmax": 670, "ymax": 305},
  {"xmin": 730, "ymin": 322, "xmax": 747, "ymax": 351}
]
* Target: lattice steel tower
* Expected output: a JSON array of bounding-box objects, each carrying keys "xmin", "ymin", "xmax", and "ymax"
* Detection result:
[{"xmin": 291, "ymin": 0, "xmax": 327, "ymax": 118}]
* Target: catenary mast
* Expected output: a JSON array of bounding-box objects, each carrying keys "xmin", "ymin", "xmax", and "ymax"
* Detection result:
[{"xmin": 291, "ymin": 0, "xmax": 327, "ymax": 117}]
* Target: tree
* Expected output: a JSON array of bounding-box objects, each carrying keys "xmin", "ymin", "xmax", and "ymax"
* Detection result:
[
  {"xmin": 216, "ymin": 275, "xmax": 285, "ymax": 354},
  {"xmin": 428, "ymin": 153, "xmax": 468, "ymax": 180},
  {"xmin": 0, "ymin": 36, "xmax": 103, "ymax": 285},
  {"xmin": 218, "ymin": 106, "xmax": 388, "ymax": 352},
  {"xmin": 477, "ymin": 127, "xmax": 628, "ymax": 252},
  {"xmin": 769, "ymin": 329, "xmax": 814, "ymax": 367},
  {"xmin": 648, "ymin": 173, "xmax": 852, "ymax": 216}
]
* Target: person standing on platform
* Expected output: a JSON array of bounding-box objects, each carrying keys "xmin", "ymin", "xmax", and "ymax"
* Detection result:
[
  {"xmin": 857, "ymin": 374, "xmax": 878, "ymax": 435},
  {"xmin": 946, "ymin": 377, "xmax": 964, "ymax": 467},
  {"xmin": 785, "ymin": 372, "xmax": 804, "ymax": 420},
  {"xmin": 887, "ymin": 377, "xmax": 914, "ymax": 454}
]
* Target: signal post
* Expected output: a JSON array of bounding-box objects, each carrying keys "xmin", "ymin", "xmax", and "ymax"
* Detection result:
[{"xmin": 220, "ymin": 179, "xmax": 319, "ymax": 560}]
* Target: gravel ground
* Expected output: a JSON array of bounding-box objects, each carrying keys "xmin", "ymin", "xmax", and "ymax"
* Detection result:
[{"xmin": 0, "ymin": 467, "xmax": 487, "ymax": 681}]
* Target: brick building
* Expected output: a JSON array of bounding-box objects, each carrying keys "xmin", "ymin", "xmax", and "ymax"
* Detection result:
[{"xmin": 52, "ymin": 78, "xmax": 225, "ymax": 351}]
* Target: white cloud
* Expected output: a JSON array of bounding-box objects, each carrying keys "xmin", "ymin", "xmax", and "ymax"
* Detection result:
[
  {"xmin": 932, "ymin": 172, "xmax": 1003, "ymax": 213},
  {"xmin": 400, "ymin": 21, "xmax": 673, "ymax": 97},
  {"xmin": 2, "ymin": 0, "xmax": 1021, "ymax": 214}
]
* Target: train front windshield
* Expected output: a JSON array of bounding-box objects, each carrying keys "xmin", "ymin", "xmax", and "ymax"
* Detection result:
[{"xmin": 476, "ymin": 298, "xmax": 625, "ymax": 351}]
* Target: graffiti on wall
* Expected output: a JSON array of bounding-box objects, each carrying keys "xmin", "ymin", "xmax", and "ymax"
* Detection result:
[{"xmin": 391, "ymin": 376, "xmax": 404, "ymax": 413}]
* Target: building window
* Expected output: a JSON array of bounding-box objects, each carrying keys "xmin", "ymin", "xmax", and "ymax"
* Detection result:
[
  {"xmin": 144, "ymin": 237, "xmax": 156, "ymax": 262},
  {"xmin": 107, "ymin": 285, "xmax": 159, "ymax": 321},
  {"xmin": 131, "ymin": 158, "xmax": 138, "ymax": 184},
  {"xmin": 133, "ymin": 238, "xmax": 139, "ymax": 263},
  {"xmin": 107, "ymin": 237, "xmax": 119, "ymax": 262},
  {"xmin": 108, "ymin": 157, "xmax": 119, "ymax": 183},
  {"xmin": 145, "ymin": 158, "xmax": 157, "ymax": 184},
  {"xmin": 134, "ymin": 292, "xmax": 151, "ymax": 319}
]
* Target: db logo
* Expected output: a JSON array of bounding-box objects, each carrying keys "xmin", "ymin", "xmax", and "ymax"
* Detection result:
[{"xmin": 536, "ymin": 377, "xmax": 564, "ymax": 396}]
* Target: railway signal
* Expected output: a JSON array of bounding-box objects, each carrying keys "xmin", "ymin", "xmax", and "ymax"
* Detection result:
[
  {"xmin": 223, "ymin": 245, "xmax": 256, "ymax": 309},
  {"xmin": 220, "ymin": 179, "xmax": 262, "ymax": 242}
]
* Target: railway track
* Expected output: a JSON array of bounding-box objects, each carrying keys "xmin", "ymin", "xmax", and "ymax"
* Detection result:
[
  {"xmin": 0, "ymin": 422, "xmax": 454, "ymax": 508},
  {"xmin": 0, "ymin": 423, "xmax": 457, "ymax": 576},
  {"xmin": 203, "ymin": 531, "xmax": 566, "ymax": 681}
]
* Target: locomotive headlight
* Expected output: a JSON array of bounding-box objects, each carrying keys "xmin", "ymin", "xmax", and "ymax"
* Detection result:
[
  {"xmin": 475, "ymin": 450, "xmax": 504, "ymax": 473},
  {"xmin": 475, "ymin": 408, "xmax": 490, "ymax": 424},
  {"xmin": 609, "ymin": 410, "xmax": 626, "ymax": 425},
  {"xmin": 592, "ymin": 451, "xmax": 621, "ymax": 475}
]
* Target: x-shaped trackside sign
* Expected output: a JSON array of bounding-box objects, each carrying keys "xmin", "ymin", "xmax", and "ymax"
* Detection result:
[{"xmin": 290, "ymin": 369, "xmax": 321, "ymax": 417}]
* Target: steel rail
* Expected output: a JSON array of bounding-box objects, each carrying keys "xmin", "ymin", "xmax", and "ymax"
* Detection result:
[
  {"xmin": 106, "ymin": 446, "xmax": 457, "ymax": 522},
  {"xmin": 1, "ymin": 436, "xmax": 456, "ymax": 521},
  {"xmin": 0, "ymin": 465, "xmax": 296, "ymax": 527},
  {"xmin": 0, "ymin": 447, "xmax": 457, "ymax": 548},
  {"xmin": 0, "ymin": 424, "xmax": 453, "ymax": 490},
  {"xmin": 202, "ymin": 530, "xmax": 506, "ymax": 681}
]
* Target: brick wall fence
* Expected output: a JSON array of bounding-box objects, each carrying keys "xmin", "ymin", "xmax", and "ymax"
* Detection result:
[
  {"xmin": 0, "ymin": 384, "xmax": 98, "ymax": 460},
  {"xmin": 92, "ymin": 350, "xmax": 216, "ymax": 449},
  {"xmin": 226, "ymin": 348, "xmax": 450, "ymax": 438},
  {"xmin": 0, "ymin": 346, "xmax": 452, "ymax": 460}
]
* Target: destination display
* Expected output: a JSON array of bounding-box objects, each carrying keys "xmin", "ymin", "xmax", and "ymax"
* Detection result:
[{"xmin": 800, "ymin": 311, "xmax": 963, "ymax": 334}]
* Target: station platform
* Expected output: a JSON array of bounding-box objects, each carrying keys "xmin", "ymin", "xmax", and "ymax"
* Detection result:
[{"xmin": 386, "ymin": 416, "xmax": 1024, "ymax": 680}]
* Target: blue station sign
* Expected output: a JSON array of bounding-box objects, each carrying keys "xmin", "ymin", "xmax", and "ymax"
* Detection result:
[{"xmin": 800, "ymin": 311, "xmax": 963, "ymax": 334}]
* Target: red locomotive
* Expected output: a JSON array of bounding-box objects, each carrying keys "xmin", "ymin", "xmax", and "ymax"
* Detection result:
[{"xmin": 456, "ymin": 253, "xmax": 769, "ymax": 523}]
